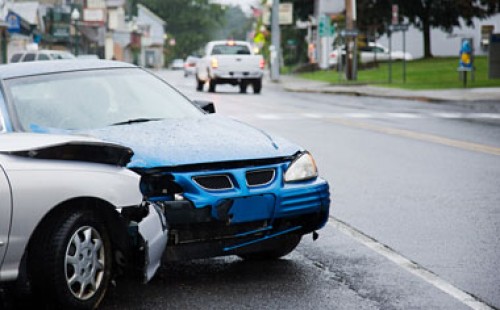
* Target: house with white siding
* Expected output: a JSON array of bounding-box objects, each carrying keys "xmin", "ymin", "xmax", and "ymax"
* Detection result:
[{"xmin": 137, "ymin": 3, "xmax": 165, "ymax": 68}]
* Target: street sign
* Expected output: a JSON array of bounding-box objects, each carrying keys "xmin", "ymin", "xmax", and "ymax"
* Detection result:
[
  {"xmin": 6, "ymin": 12, "xmax": 21, "ymax": 33},
  {"xmin": 318, "ymin": 14, "xmax": 329, "ymax": 37},
  {"xmin": 340, "ymin": 29, "xmax": 359, "ymax": 37},
  {"xmin": 389, "ymin": 24, "xmax": 409, "ymax": 32},
  {"xmin": 392, "ymin": 4, "xmax": 399, "ymax": 25},
  {"xmin": 458, "ymin": 38, "xmax": 473, "ymax": 71},
  {"xmin": 295, "ymin": 20, "xmax": 309, "ymax": 29},
  {"xmin": 263, "ymin": 3, "xmax": 293, "ymax": 25},
  {"xmin": 330, "ymin": 22, "xmax": 336, "ymax": 36},
  {"xmin": 489, "ymin": 33, "xmax": 500, "ymax": 78}
]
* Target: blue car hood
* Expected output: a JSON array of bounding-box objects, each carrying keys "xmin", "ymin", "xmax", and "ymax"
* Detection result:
[{"xmin": 84, "ymin": 115, "xmax": 301, "ymax": 168}]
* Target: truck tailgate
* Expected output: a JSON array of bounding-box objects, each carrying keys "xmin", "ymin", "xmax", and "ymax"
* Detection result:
[{"xmin": 215, "ymin": 55, "xmax": 261, "ymax": 72}]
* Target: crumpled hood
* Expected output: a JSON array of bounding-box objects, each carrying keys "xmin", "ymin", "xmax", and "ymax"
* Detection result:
[{"xmin": 84, "ymin": 115, "xmax": 301, "ymax": 168}]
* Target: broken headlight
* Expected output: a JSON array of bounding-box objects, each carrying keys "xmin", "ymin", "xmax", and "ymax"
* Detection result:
[
  {"xmin": 140, "ymin": 174, "xmax": 183, "ymax": 199},
  {"xmin": 284, "ymin": 151, "xmax": 318, "ymax": 183}
]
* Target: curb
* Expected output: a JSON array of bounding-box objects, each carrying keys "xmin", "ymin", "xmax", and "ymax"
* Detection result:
[{"xmin": 282, "ymin": 86, "xmax": 447, "ymax": 103}]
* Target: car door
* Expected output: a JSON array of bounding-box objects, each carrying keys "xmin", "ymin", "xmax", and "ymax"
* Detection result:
[{"xmin": 0, "ymin": 163, "xmax": 12, "ymax": 266}]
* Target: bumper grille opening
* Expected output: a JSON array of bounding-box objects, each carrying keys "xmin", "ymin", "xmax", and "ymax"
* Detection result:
[
  {"xmin": 193, "ymin": 175, "xmax": 233, "ymax": 190},
  {"xmin": 246, "ymin": 169, "xmax": 275, "ymax": 187}
]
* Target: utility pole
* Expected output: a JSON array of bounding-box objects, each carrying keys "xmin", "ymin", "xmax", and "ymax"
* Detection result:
[
  {"xmin": 271, "ymin": 0, "xmax": 280, "ymax": 81},
  {"xmin": 345, "ymin": 0, "xmax": 357, "ymax": 80}
]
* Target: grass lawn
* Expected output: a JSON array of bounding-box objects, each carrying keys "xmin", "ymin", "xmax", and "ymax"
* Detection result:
[{"xmin": 298, "ymin": 56, "xmax": 500, "ymax": 90}]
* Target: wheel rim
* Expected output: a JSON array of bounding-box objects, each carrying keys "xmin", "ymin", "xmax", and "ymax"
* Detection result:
[{"xmin": 64, "ymin": 226, "xmax": 105, "ymax": 301}]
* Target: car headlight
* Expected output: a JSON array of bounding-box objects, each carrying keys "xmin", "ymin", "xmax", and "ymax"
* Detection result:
[{"xmin": 284, "ymin": 152, "xmax": 318, "ymax": 182}]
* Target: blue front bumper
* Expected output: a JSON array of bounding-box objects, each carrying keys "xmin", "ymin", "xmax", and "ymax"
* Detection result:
[
  {"xmin": 172, "ymin": 163, "xmax": 329, "ymax": 223},
  {"xmin": 152, "ymin": 162, "xmax": 330, "ymax": 261}
]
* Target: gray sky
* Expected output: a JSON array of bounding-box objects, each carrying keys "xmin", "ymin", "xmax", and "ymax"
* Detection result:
[{"xmin": 212, "ymin": 0, "xmax": 259, "ymax": 13}]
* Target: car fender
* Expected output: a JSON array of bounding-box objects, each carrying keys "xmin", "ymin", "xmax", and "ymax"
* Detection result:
[
  {"xmin": 0, "ymin": 164, "xmax": 12, "ymax": 272},
  {"xmin": 0, "ymin": 156, "xmax": 142, "ymax": 281}
]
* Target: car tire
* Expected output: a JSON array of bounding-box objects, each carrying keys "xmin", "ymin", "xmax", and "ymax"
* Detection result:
[
  {"xmin": 208, "ymin": 80, "xmax": 216, "ymax": 93},
  {"xmin": 239, "ymin": 82, "xmax": 247, "ymax": 94},
  {"xmin": 252, "ymin": 79, "xmax": 262, "ymax": 94},
  {"xmin": 29, "ymin": 209, "xmax": 112, "ymax": 310},
  {"xmin": 238, "ymin": 234, "xmax": 301, "ymax": 260},
  {"xmin": 196, "ymin": 76, "xmax": 204, "ymax": 91}
]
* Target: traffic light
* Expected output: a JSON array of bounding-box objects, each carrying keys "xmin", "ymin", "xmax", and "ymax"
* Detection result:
[
  {"xmin": 330, "ymin": 22, "xmax": 336, "ymax": 36},
  {"xmin": 318, "ymin": 18, "xmax": 325, "ymax": 37}
]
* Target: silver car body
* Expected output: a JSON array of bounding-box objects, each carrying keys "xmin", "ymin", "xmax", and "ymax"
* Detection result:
[
  {"xmin": 329, "ymin": 42, "xmax": 413, "ymax": 66},
  {"xmin": 0, "ymin": 133, "xmax": 167, "ymax": 283}
]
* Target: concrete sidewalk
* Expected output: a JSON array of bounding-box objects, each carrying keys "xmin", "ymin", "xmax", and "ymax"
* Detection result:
[{"xmin": 276, "ymin": 74, "xmax": 500, "ymax": 103}]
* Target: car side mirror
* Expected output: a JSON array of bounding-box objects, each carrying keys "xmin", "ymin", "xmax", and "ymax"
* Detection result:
[{"xmin": 193, "ymin": 100, "xmax": 216, "ymax": 114}]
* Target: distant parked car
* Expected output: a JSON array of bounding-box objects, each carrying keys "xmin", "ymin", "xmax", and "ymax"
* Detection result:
[
  {"xmin": 0, "ymin": 133, "xmax": 168, "ymax": 309},
  {"xmin": 170, "ymin": 58, "xmax": 185, "ymax": 70},
  {"xmin": 329, "ymin": 42, "xmax": 413, "ymax": 66},
  {"xmin": 76, "ymin": 54, "xmax": 100, "ymax": 60},
  {"xmin": 183, "ymin": 55, "xmax": 199, "ymax": 77},
  {"xmin": 9, "ymin": 50, "xmax": 76, "ymax": 63}
]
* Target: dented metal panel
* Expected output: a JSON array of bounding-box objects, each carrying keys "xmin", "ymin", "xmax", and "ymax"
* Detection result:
[
  {"xmin": 82, "ymin": 115, "xmax": 301, "ymax": 168},
  {"xmin": 137, "ymin": 203, "xmax": 168, "ymax": 282},
  {"xmin": 0, "ymin": 133, "xmax": 133, "ymax": 166}
]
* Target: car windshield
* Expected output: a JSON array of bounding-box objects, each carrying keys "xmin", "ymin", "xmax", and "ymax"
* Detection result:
[
  {"xmin": 5, "ymin": 68, "xmax": 203, "ymax": 132},
  {"xmin": 211, "ymin": 44, "xmax": 250, "ymax": 55},
  {"xmin": 50, "ymin": 52, "xmax": 75, "ymax": 59}
]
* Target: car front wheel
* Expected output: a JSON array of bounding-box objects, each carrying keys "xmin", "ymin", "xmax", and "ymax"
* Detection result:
[{"xmin": 30, "ymin": 209, "xmax": 112, "ymax": 310}]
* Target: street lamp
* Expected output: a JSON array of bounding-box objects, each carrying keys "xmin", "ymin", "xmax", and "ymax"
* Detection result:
[{"xmin": 71, "ymin": 8, "xmax": 80, "ymax": 56}]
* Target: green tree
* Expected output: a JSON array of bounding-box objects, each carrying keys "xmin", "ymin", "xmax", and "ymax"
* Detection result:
[
  {"xmin": 138, "ymin": 0, "xmax": 225, "ymax": 61},
  {"xmin": 216, "ymin": 5, "xmax": 252, "ymax": 41},
  {"xmin": 357, "ymin": 0, "xmax": 500, "ymax": 58},
  {"xmin": 279, "ymin": 0, "xmax": 314, "ymax": 65}
]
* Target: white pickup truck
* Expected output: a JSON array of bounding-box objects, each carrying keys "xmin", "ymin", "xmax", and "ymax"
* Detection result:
[{"xmin": 195, "ymin": 40, "xmax": 265, "ymax": 94}]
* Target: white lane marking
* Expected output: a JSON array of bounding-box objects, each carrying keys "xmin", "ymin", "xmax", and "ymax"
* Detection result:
[
  {"xmin": 464, "ymin": 113, "xmax": 500, "ymax": 119},
  {"xmin": 432, "ymin": 113, "xmax": 467, "ymax": 118},
  {"xmin": 256, "ymin": 114, "xmax": 283, "ymax": 120},
  {"xmin": 343, "ymin": 113, "xmax": 374, "ymax": 118},
  {"xmin": 302, "ymin": 113, "xmax": 324, "ymax": 119},
  {"xmin": 239, "ymin": 113, "xmax": 500, "ymax": 120},
  {"xmin": 329, "ymin": 217, "xmax": 496, "ymax": 310},
  {"xmin": 386, "ymin": 113, "xmax": 422, "ymax": 119}
]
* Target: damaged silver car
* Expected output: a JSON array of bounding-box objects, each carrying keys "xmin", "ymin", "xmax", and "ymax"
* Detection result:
[{"xmin": 0, "ymin": 133, "xmax": 168, "ymax": 309}]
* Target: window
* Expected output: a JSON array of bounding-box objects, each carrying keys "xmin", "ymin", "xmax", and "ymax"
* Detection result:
[
  {"xmin": 50, "ymin": 52, "xmax": 75, "ymax": 59},
  {"xmin": 10, "ymin": 53, "xmax": 23, "ymax": 63},
  {"xmin": 37, "ymin": 53, "xmax": 50, "ymax": 61},
  {"xmin": 211, "ymin": 44, "xmax": 251, "ymax": 55},
  {"xmin": 22, "ymin": 53, "xmax": 36, "ymax": 62},
  {"xmin": 0, "ymin": 109, "xmax": 4, "ymax": 132}
]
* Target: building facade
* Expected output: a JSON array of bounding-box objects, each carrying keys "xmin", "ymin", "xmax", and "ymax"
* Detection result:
[{"xmin": 137, "ymin": 3, "xmax": 165, "ymax": 68}]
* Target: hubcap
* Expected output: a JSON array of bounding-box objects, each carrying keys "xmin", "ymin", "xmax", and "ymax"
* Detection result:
[{"xmin": 64, "ymin": 226, "xmax": 105, "ymax": 300}]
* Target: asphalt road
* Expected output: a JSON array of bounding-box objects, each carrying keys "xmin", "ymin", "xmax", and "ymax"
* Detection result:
[
  {"xmin": 3, "ymin": 69, "xmax": 498, "ymax": 310},
  {"xmin": 103, "ymin": 69, "xmax": 498, "ymax": 310}
]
